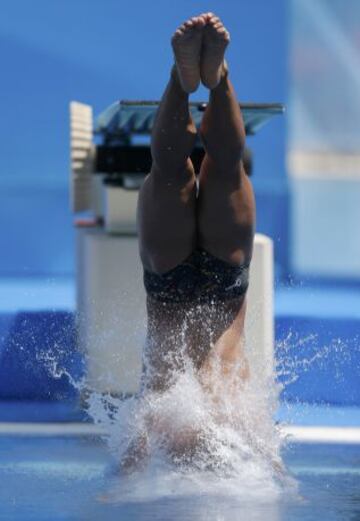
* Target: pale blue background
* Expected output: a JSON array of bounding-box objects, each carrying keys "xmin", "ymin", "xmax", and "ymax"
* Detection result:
[{"xmin": 0, "ymin": 0, "xmax": 288, "ymax": 277}]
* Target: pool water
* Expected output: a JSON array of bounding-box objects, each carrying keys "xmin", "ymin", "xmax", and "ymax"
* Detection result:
[{"xmin": 0, "ymin": 436, "xmax": 359, "ymax": 521}]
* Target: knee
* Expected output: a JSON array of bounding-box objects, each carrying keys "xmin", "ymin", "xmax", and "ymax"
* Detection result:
[
  {"xmin": 214, "ymin": 147, "xmax": 243, "ymax": 169},
  {"xmin": 151, "ymin": 129, "xmax": 197, "ymax": 170},
  {"xmin": 200, "ymin": 133, "xmax": 245, "ymax": 168},
  {"xmin": 150, "ymin": 154, "xmax": 194, "ymax": 180}
]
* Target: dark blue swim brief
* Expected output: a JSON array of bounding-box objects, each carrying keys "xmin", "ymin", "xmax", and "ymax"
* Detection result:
[{"xmin": 143, "ymin": 249, "xmax": 250, "ymax": 304}]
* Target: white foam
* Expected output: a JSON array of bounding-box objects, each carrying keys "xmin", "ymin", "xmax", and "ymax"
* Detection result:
[{"xmin": 84, "ymin": 338, "xmax": 297, "ymax": 504}]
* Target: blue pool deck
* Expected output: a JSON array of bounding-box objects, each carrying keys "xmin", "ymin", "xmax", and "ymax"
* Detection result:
[
  {"xmin": 0, "ymin": 435, "xmax": 359, "ymax": 521},
  {"xmin": 0, "ymin": 276, "xmax": 360, "ymax": 423}
]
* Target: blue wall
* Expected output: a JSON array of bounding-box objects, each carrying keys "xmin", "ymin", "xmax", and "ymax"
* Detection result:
[{"xmin": 0, "ymin": 0, "xmax": 288, "ymax": 277}]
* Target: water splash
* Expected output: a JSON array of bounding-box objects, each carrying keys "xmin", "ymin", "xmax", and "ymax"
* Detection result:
[
  {"xmin": 89, "ymin": 372, "xmax": 293, "ymax": 503},
  {"xmin": 80, "ymin": 314, "xmax": 298, "ymax": 504},
  {"xmin": 35, "ymin": 311, "xmax": 357, "ymax": 504}
]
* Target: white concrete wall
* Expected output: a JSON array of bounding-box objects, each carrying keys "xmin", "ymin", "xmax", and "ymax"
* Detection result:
[{"xmin": 291, "ymin": 175, "xmax": 360, "ymax": 278}]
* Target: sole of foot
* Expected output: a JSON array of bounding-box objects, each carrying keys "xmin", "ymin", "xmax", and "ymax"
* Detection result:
[
  {"xmin": 200, "ymin": 13, "xmax": 230, "ymax": 90},
  {"xmin": 171, "ymin": 15, "xmax": 206, "ymax": 93}
]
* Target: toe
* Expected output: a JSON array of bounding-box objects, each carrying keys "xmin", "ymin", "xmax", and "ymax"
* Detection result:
[
  {"xmin": 214, "ymin": 23, "xmax": 225, "ymax": 32},
  {"xmin": 196, "ymin": 15, "xmax": 207, "ymax": 27},
  {"xmin": 184, "ymin": 19, "xmax": 194, "ymax": 28},
  {"xmin": 192, "ymin": 16, "xmax": 203, "ymax": 28},
  {"xmin": 210, "ymin": 16, "xmax": 220, "ymax": 25},
  {"xmin": 172, "ymin": 28, "xmax": 183, "ymax": 42}
]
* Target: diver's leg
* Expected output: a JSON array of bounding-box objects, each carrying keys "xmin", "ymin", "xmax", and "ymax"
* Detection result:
[
  {"xmin": 197, "ymin": 29, "xmax": 255, "ymax": 266},
  {"xmin": 137, "ymin": 68, "xmax": 197, "ymax": 274},
  {"xmin": 196, "ymin": 17, "xmax": 255, "ymax": 385},
  {"xmin": 137, "ymin": 16, "xmax": 208, "ymax": 274}
]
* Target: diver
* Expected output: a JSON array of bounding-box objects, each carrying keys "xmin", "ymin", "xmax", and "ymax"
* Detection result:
[{"xmin": 122, "ymin": 12, "xmax": 256, "ymax": 470}]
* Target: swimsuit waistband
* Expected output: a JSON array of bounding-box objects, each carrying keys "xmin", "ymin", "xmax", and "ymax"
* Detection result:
[{"xmin": 143, "ymin": 248, "xmax": 250, "ymax": 304}]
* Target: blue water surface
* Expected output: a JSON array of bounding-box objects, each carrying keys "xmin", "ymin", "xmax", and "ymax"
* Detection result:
[{"xmin": 0, "ymin": 436, "xmax": 359, "ymax": 521}]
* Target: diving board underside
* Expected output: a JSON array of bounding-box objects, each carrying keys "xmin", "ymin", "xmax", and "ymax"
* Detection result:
[{"xmin": 96, "ymin": 100, "xmax": 285, "ymax": 138}]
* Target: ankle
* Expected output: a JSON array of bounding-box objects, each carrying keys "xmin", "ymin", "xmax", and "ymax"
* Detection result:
[
  {"xmin": 170, "ymin": 65, "xmax": 190, "ymax": 96},
  {"xmin": 222, "ymin": 60, "xmax": 229, "ymax": 78},
  {"xmin": 204, "ymin": 60, "xmax": 229, "ymax": 92},
  {"xmin": 217, "ymin": 60, "xmax": 229, "ymax": 85},
  {"xmin": 208, "ymin": 61, "xmax": 230, "ymax": 94}
]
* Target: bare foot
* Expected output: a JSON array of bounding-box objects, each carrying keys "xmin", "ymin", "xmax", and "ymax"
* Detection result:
[
  {"xmin": 200, "ymin": 13, "xmax": 230, "ymax": 89},
  {"xmin": 171, "ymin": 15, "xmax": 206, "ymax": 93}
]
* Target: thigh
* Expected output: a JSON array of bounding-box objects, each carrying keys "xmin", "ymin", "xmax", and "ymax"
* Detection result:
[
  {"xmin": 137, "ymin": 160, "xmax": 197, "ymax": 274},
  {"xmin": 196, "ymin": 154, "xmax": 255, "ymax": 266}
]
